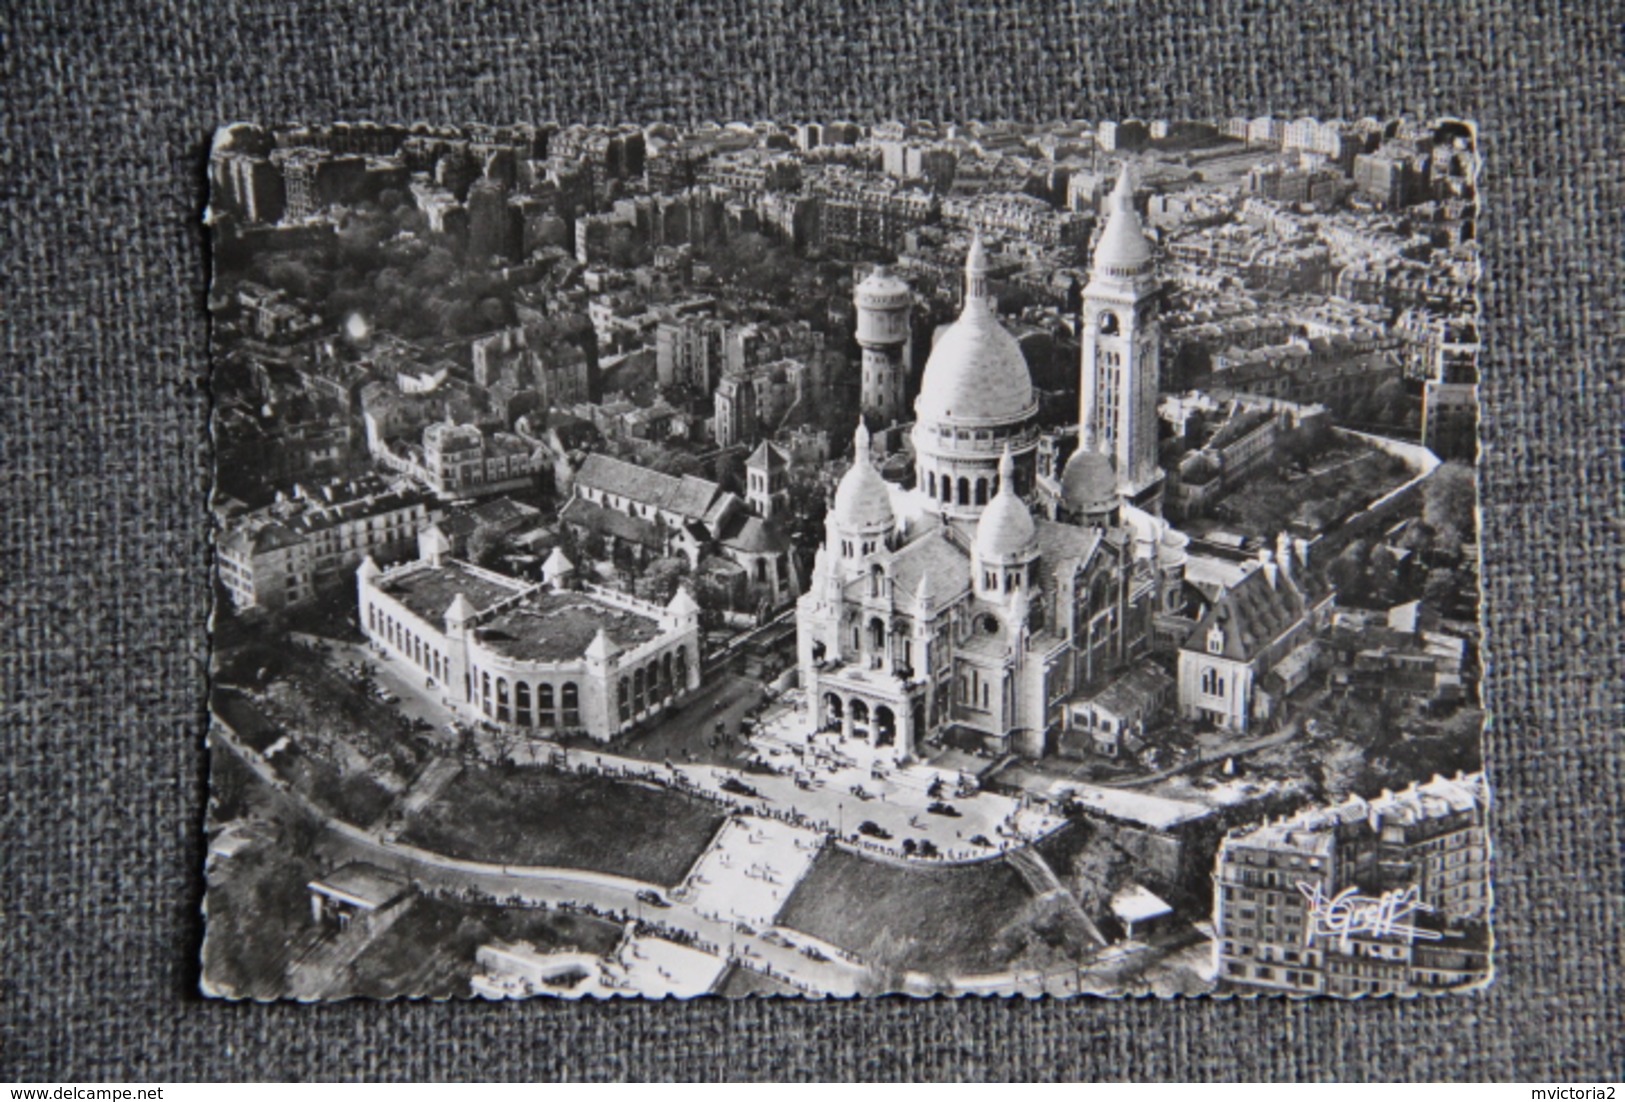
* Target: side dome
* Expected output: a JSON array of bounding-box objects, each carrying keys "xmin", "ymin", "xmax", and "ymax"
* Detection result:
[
  {"xmin": 1060, "ymin": 448, "xmax": 1118, "ymax": 515},
  {"xmin": 974, "ymin": 451, "xmax": 1038, "ymax": 562},
  {"xmin": 831, "ymin": 422, "xmax": 896, "ymax": 531}
]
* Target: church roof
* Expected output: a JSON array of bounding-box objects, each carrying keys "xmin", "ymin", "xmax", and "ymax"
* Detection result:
[
  {"xmin": 1032, "ymin": 519, "xmax": 1105, "ymax": 592},
  {"xmin": 1060, "ymin": 448, "xmax": 1118, "ymax": 514},
  {"xmin": 718, "ymin": 513, "xmax": 789, "ymax": 554},
  {"xmin": 747, "ymin": 440, "xmax": 789, "ymax": 472},
  {"xmin": 831, "ymin": 422, "xmax": 896, "ymax": 531},
  {"xmin": 574, "ymin": 453, "xmax": 723, "ymax": 523},
  {"xmin": 974, "ymin": 451, "xmax": 1038, "ymax": 562},
  {"xmin": 1091, "ymin": 165, "xmax": 1154, "ymax": 276},
  {"xmin": 1183, "ymin": 563, "xmax": 1309, "ymax": 663},
  {"xmin": 914, "ymin": 242, "xmax": 1035, "ymax": 426},
  {"xmin": 884, "ymin": 530, "xmax": 972, "ymax": 606}
]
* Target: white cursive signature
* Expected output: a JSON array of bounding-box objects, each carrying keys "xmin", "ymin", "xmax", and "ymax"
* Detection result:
[{"xmin": 1297, "ymin": 882, "xmax": 1443, "ymax": 950}]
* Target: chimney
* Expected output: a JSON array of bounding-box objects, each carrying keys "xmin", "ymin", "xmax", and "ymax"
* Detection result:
[{"xmin": 1276, "ymin": 531, "xmax": 1294, "ymax": 580}]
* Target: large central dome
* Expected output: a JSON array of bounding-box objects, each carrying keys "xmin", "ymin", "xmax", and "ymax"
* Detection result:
[{"xmin": 914, "ymin": 237, "xmax": 1036, "ymax": 426}]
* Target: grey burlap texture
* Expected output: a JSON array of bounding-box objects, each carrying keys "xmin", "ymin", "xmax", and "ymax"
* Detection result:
[{"xmin": 2, "ymin": 0, "xmax": 1620, "ymax": 1082}]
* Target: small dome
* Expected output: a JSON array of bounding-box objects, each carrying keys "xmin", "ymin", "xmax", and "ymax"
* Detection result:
[
  {"xmin": 1061, "ymin": 448, "xmax": 1118, "ymax": 515},
  {"xmin": 1092, "ymin": 165, "xmax": 1153, "ymax": 275},
  {"xmin": 975, "ymin": 451, "xmax": 1038, "ymax": 562},
  {"xmin": 831, "ymin": 422, "xmax": 896, "ymax": 532}
]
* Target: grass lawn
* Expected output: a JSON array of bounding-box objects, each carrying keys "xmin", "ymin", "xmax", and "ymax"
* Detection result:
[
  {"xmin": 715, "ymin": 963, "xmax": 804, "ymax": 998},
  {"xmin": 399, "ymin": 765, "xmax": 726, "ymax": 887},
  {"xmin": 1203, "ymin": 446, "xmax": 1414, "ymax": 540},
  {"xmin": 777, "ymin": 847, "xmax": 1037, "ymax": 978}
]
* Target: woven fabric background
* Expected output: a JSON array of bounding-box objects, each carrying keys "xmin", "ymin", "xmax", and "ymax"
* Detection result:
[{"xmin": 2, "ymin": 0, "xmax": 1620, "ymax": 1081}]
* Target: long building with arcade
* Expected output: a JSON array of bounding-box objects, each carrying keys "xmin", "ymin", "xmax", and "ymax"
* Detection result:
[{"xmin": 356, "ymin": 545, "xmax": 702, "ymax": 741}]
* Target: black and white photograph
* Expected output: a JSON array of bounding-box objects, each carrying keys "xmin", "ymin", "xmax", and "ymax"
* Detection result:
[{"xmin": 201, "ymin": 116, "xmax": 1489, "ymax": 1001}]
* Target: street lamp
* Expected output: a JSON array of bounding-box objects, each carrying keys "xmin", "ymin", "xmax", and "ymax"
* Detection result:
[{"xmin": 838, "ymin": 801, "xmax": 844, "ymax": 838}]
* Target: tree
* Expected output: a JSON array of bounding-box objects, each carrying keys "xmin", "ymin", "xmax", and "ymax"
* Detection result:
[
  {"xmin": 712, "ymin": 451, "xmax": 743, "ymax": 494},
  {"xmin": 1067, "ymin": 834, "xmax": 1133, "ymax": 920},
  {"xmin": 1325, "ymin": 538, "xmax": 1370, "ymax": 600},
  {"xmin": 1423, "ymin": 461, "xmax": 1477, "ymax": 548},
  {"xmin": 466, "ymin": 525, "xmax": 506, "ymax": 569}
]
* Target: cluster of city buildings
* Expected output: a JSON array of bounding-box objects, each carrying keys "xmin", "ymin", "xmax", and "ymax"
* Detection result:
[
  {"xmin": 1215, "ymin": 771, "xmax": 1490, "ymax": 996},
  {"xmin": 209, "ymin": 115, "xmax": 1489, "ymax": 999}
]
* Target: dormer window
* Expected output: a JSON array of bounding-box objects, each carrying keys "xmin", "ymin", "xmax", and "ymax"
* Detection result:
[{"xmin": 1207, "ymin": 625, "xmax": 1226, "ymax": 654}]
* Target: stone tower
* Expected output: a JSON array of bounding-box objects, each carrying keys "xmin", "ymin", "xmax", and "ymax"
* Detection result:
[
  {"xmin": 854, "ymin": 267, "xmax": 913, "ymax": 426},
  {"xmin": 1080, "ymin": 165, "xmax": 1164, "ymax": 514}
]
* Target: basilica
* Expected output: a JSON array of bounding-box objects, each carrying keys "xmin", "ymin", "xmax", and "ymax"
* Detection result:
[{"xmin": 797, "ymin": 168, "xmax": 1193, "ymax": 763}]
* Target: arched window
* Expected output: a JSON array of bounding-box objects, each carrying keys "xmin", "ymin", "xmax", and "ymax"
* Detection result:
[
  {"xmin": 927, "ymin": 472, "xmax": 937, "ymax": 497},
  {"xmin": 958, "ymin": 477, "xmax": 971, "ymax": 505},
  {"xmin": 495, "ymin": 677, "xmax": 510, "ymax": 722},
  {"xmin": 661, "ymin": 653, "xmax": 673, "ymax": 697},
  {"xmin": 940, "ymin": 477, "xmax": 952, "ymax": 503},
  {"xmin": 975, "ymin": 478, "xmax": 988, "ymax": 505},
  {"xmin": 1201, "ymin": 667, "xmax": 1226, "ymax": 698},
  {"xmin": 633, "ymin": 668, "xmax": 646, "ymax": 714},
  {"xmin": 869, "ymin": 564, "xmax": 885, "ymax": 598},
  {"xmin": 515, "ymin": 682, "xmax": 532, "ymax": 726},
  {"xmin": 673, "ymin": 648, "xmax": 688, "ymax": 691},
  {"xmin": 561, "ymin": 682, "xmax": 580, "ymax": 726},
  {"xmin": 875, "ymin": 706, "xmax": 896, "ymax": 747},
  {"xmin": 869, "ymin": 616, "xmax": 886, "ymax": 653},
  {"xmin": 617, "ymin": 677, "xmax": 629, "ymax": 721}
]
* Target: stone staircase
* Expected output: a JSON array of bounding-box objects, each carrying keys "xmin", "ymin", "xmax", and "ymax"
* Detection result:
[{"xmin": 1005, "ymin": 846, "xmax": 1108, "ymax": 950}]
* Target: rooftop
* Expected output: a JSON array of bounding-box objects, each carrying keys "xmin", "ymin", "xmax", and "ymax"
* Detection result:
[
  {"xmin": 575, "ymin": 453, "xmax": 724, "ymax": 522},
  {"xmin": 476, "ymin": 589, "xmax": 664, "ymax": 663},
  {"xmin": 308, "ymin": 863, "xmax": 412, "ymax": 910},
  {"xmin": 380, "ymin": 561, "xmax": 528, "ymax": 624}
]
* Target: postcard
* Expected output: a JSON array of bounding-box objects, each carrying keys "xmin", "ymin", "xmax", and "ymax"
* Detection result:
[{"xmin": 202, "ymin": 116, "xmax": 1487, "ymax": 999}]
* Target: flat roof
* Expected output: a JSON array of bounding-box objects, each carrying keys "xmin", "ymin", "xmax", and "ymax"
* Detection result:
[
  {"xmin": 1111, "ymin": 883, "xmax": 1174, "ymax": 924},
  {"xmin": 380, "ymin": 562, "xmax": 527, "ymax": 624},
  {"xmin": 308, "ymin": 862, "xmax": 411, "ymax": 909},
  {"xmin": 476, "ymin": 590, "xmax": 664, "ymax": 663}
]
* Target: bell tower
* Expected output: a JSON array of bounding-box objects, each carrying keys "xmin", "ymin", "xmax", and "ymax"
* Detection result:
[{"xmin": 1080, "ymin": 165, "xmax": 1164, "ymax": 514}]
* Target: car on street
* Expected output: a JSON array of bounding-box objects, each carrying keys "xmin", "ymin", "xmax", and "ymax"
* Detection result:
[
  {"xmin": 857, "ymin": 820, "xmax": 892, "ymax": 840},
  {"xmin": 636, "ymin": 889, "xmax": 672, "ymax": 909},
  {"xmin": 927, "ymin": 800, "xmax": 961, "ymax": 817}
]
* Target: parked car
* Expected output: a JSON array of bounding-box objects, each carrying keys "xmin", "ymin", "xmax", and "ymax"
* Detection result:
[
  {"xmin": 927, "ymin": 800, "xmax": 961, "ymax": 818},
  {"xmin": 636, "ymin": 889, "xmax": 671, "ymax": 909},
  {"xmin": 857, "ymin": 820, "xmax": 892, "ymax": 840}
]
